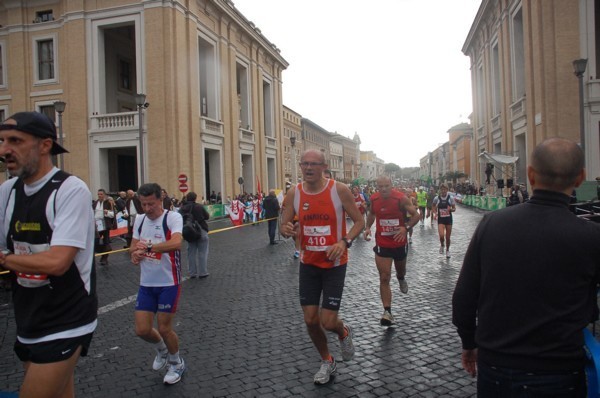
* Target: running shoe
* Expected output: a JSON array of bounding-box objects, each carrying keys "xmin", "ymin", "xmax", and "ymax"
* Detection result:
[
  {"xmin": 163, "ymin": 358, "xmax": 186, "ymax": 385},
  {"xmin": 313, "ymin": 357, "xmax": 337, "ymax": 385},
  {"xmin": 446, "ymin": 249, "xmax": 451, "ymax": 258},
  {"xmin": 399, "ymin": 279, "xmax": 408, "ymax": 294},
  {"xmin": 340, "ymin": 324, "xmax": 355, "ymax": 361},
  {"xmin": 380, "ymin": 310, "xmax": 395, "ymax": 326},
  {"xmin": 439, "ymin": 246, "xmax": 444, "ymax": 254},
  {"xmin": 152, "ymin": 349, "xmax": 168, "ymax": 371},
  {"xmin": 293, "ymin": 250, "xmax": 300, "ymax": 259}
]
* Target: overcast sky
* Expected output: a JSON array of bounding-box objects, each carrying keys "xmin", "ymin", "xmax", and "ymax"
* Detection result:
[{"xmin": 232, "ymin": 0, "xmax": 482, "ymax": 168}]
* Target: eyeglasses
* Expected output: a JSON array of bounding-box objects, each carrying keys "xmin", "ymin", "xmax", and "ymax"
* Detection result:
[{"xmin": 299, "ymin": 162, "xmax": 324, "ymax": 167}]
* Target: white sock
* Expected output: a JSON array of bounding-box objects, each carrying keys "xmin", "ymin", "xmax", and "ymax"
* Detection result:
[
  {"xmin": 154, "ymin": 339, "xmax": 167, "ymax": 353},
  {"xmin": 168, "ymin": 351, "xmax": 181, "ymax": 364}
]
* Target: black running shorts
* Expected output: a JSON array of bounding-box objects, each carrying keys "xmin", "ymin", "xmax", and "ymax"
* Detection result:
[
  {"xmin": 299, "ymin": 263, "xmax": 346, "ymax": 311},
  {"xmin": 14, "ymin": 332, "xmax": 94, "ymax": 364},
  {"xmin": 373, "ymin": 245, "xmax": 408, "ymax": 261}
]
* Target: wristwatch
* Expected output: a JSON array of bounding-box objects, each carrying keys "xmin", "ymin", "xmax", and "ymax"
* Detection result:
[
  {"xmin": 341, "ymin": 237, "xmax": 353, "ymax": 248},
  {"xmin": 146, "ymin": 243, "xmax": 153, "ymax": 253}
]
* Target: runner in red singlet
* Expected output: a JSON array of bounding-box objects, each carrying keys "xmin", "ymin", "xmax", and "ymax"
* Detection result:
[
  {"xmin": 365, "ymin": 176, "xmax": 419, "ymax": 326},
  {"xmin": 280, "ymin": 150, "xmax": 364, "ymax": 385}
]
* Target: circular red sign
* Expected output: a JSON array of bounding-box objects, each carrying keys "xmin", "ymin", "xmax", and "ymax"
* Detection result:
[
  {"xmin": 178, "ymin": 174, "xmax": 188, "ymax": 183},
  {"xmin": 179, "ymin": 183, "xmax": 189, "ymax": 193}
]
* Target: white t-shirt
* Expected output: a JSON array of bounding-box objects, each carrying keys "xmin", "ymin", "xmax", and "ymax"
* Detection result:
[
  {"xmin": 132, "ymin": 210, "xmax": 183, "ymax": 287},
  {"xmin": 0, "ymin": 167, "xmax": 97, "ymax": 342}
]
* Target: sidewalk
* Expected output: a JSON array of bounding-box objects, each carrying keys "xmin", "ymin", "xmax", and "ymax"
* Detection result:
[{"xmin": 0, "ymin": 205, "xmax": 484, "ymax": 397}]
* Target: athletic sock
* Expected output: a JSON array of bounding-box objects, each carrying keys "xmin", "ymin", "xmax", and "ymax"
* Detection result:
[
  {"xmin": 168, "ymin": 351, "xmax": 181, "ymax": 364},
  {"xmin": 339, "ymin": 326, "xmax": 348, "ymax": 340},
  {"xmin": 154, "ymin": 339, "xmax": 167, "ymax": 353},
  {"xmin": 384, "ymin": 306, "xmax": 391, "ymax": 312}
]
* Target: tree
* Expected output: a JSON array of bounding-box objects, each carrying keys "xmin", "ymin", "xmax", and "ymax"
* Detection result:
[{"xmin": 384, "ymin": 163, "xmax": 401, "ymax": 177}]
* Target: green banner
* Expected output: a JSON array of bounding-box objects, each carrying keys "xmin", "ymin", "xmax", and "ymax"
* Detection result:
[
  {"xmin": 205, "ymin": 204, "xmax": 225, "ymax": 218},
  {"xmin": 461, "ymin": 195, "xmax": 506, "ymax": 211}
]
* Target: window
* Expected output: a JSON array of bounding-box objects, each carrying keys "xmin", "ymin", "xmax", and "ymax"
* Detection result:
[
  {"xmin": 119, "ymin": 58, "xmax": 132, "ymax": 91},
  {"xmin": 0, "ymin": 43, "xmax": 4, "ymax": 87},
  {"xmin": 0, "ymin": 109, "xmax": 5, "ymax": 122},
  {"xmin": 38, "ymin": 40, "xmax": 54, "ymax": 80},
  {"xmin": 36, "ymin": 10, "xmax": 54, "ymax": 23},
  {"xmin": 33, "ymin": 34, "xmax": 58, "ymax": 84},
  {"xmin": 39, "ymin": 105, "xmax": 56, "ymax": 123}
]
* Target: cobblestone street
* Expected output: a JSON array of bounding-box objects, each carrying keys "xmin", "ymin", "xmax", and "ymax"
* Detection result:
[{"xmin": 0, "ymin": 204, "xmax": 485, "ymax": 397}]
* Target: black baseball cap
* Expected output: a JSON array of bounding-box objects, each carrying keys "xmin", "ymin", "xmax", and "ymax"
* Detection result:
[{"xmin": 0, "ymin": 111, "xmax": 68, "ymax": 155}]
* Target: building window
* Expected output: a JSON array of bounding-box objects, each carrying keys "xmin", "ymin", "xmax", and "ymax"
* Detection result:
[
  {"xmin": 35, "ymin": 10, "xmax": 54, "ymax": 23},
  {"xmin": 0, "ymin": 43, "xmax": 4, "ymax": 87},
  {"xmin": 33, "ymin": 34, "xmax": 58, "ymax": 84},
  {"xmin": 0, "ymin": 109, "xmax": 5, "ymax": 122},
  {"xmin": 38, "ymin": 40, "xmax": 54, "ymax": 80},
  {"xmin": 39, "ymin": 105, "xmax": 56, "ymax": 123},
  {"xmin": 119, "ymin": 58, "xmax": 132, "ymax": 91}
]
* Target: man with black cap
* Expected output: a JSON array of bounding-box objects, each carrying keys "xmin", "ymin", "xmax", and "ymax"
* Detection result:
[{"xmin": 0, "ymin": 111, "xmax": 97, "ymax": 397}]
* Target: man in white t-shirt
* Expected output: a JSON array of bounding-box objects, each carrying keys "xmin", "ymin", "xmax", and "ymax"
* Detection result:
[
  {"xmin": 130, "ymin": 183, "xmax": 185, "ymax": 385},
  {"xmin": 0, "ymin": 111, "xmax": 97, "ymax": 398}
]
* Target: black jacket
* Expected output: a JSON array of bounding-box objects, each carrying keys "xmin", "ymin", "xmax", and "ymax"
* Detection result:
[
  {"xmin": 262, "ymin": 194, "xmax": 280, "ymax": 219},
  {"xmin": 452, "ymin": 189, "xmax": 600, "ymax": 371},
  {"xmin": 180, "ymin": 201, "xmax": 209, "ymax": 232}
]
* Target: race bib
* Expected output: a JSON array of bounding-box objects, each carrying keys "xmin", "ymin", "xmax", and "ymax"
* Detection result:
[
  {"xmin": 379, "ymin": 219, "xmax": 400, "ymax": 236},
  {"xmin": 303, "ymin": 225, "xmax": 334, "ymax": 251},
  {"xmin": 95, "ymin": 218, "xmax": 106, "ymax": 232},
  {"xmin": 13, "ymin": 240, "xmax": 51, "ymax": 288},
  {"xmin": 440, "ymin": 209, "xmax": 450, "ymax": 217}
]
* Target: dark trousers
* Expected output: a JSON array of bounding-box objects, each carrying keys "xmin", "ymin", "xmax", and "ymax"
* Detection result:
[
  {"xmin": 96, "ymin": 229, "xmax": 112, "ymax": 263},
  {"xmin": 477, "ymin": 362, "xmax": 586, "ymax": 397},
  {"xmin": 267, "ymin": 219, "xmax": 277, "ymax": 243}
]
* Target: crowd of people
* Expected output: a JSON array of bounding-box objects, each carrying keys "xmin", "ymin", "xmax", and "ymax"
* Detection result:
[{"xmin": 0, "ymin": 111, "xmax": 599, "ymax": 396}]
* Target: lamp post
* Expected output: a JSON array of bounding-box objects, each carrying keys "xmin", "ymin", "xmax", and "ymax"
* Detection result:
[
  {"xmin": 290, "ymin": 135, "xmax": 297, "ymax": 185},
  {"xmin": 53, "ymin": 101, "xmax": 66, "ymax": 169},
  {"xmin": 573, "ymin": 59, "xmax": 588, "ymax": 159},
  {"xmin": 135, "ymin": 93, "xmax": 147, "ymax": 186}
]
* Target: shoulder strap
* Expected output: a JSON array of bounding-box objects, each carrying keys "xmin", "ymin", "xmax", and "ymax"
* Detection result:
[
  {"xmin": 162, "ymin": 210, "xmax": 170, "ymax": 236},
  {"xmin": 137, "ymin": 215, "xmax": 147, "ymax": 235}
]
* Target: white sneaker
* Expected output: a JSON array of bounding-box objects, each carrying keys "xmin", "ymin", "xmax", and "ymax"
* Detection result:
[
  {"xmin": 446, "ymin": 249, "xmax": 451, "ymax": 258},
  {"xmin": 399, "ymin": 279, "xmax": 408, "ymax": 294},
  {"xmin": 152, "ymin": 350, "xmax": 168, "ymax": 371},
  {"xmin": 439, "ymin": 246, "xmax": 444, "ymax": 254},
  {"xmin": 163, "ymin": 358, "xmax": 186, "ymax": 385},
  {"xmin": 339, "ymin": 324, "xmax": 355, "ymax": 361},
  {"xmin": 380, "ymin": 310, "xmax": 394, "ymax": 326},
  {"xmin": 313, "ymin": 358, "xmax": 337, "ymax": 385}
]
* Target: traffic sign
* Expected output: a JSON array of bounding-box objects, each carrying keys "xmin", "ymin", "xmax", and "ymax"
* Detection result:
[
  {"xmin": 179, "ymin": 183, "xmax": 189, "ymax": 193},
  {"xmin": 178, "ymin": 174, "xmax": 188, "ymax": 183}
]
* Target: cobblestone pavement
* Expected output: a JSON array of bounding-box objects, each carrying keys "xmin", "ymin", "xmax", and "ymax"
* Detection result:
[{"xmin": 0, "ymin": 204, "xmax": 486, "ymax": 397}]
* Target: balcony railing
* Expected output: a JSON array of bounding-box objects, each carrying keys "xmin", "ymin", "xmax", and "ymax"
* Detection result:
[
  {"xmin": 239, "ymin": 127, "xmax": 254, "ymax": 143},
  {"xmin": 510, "ymin": 97, "xmax": 526, "ymax": 120},
  {"xmin": 201, "ymin": 117, "xmax": 223, "ymax": 136},
  {"xmin": 90, "ymin": 111, "xmax": 138, "ymax": 132},
  {"xmin": 266, "ymin": 136, "xmax": 277, "ymax": 147}
]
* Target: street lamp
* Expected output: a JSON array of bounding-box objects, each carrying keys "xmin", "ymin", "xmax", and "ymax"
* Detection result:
[
  {"xmin": 135, "ymin": 93, "xmax": 147, "ymax": 186},
  {"xmin": 290, "ymin": 135, "xmax": 297, "ymax": 185},
  {"xmin": 53, "ymin": 101, "xmax": 66, "ymax": 169},
  {"xmin": 573, "ymin": 59, "xmax": 588, "ymax": 158}
]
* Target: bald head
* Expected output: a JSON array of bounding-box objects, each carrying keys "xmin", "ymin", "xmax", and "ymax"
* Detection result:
[
  {"xmin": 529, "ymin": 137, "xmax": 584, "ymax": 192},
  {"xmin": 376, "ymin": 175, "xmax": 391, "ymax": 185},
  {"xmin": 300, "ymin": 149, "xmax": 326, "ymax": 164}
]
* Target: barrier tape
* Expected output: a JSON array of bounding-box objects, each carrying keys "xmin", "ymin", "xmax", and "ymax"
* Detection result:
[{"xmin": 0, "ymin": 217, "xmax": 280, "ymax": 276}]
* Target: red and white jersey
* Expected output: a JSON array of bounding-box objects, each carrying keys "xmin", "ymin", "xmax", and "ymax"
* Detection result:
[
  {"xmin": 370, "ymin": 190, "xmax": 407, "ymax": 248},
  {"xmin": 294, "ymin": 179, "xmax": 347, "ymax": 268},
  {"xmin": 231, "ymin": 199, "xmax": 242, "ymax": 214},
  {"xmin": 252, "ymin": 199, "xmax": 260, "ymax": 213},
  {"xmin": 354, "ymin": 192, "xmax": 366, "ymax": 214}
]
